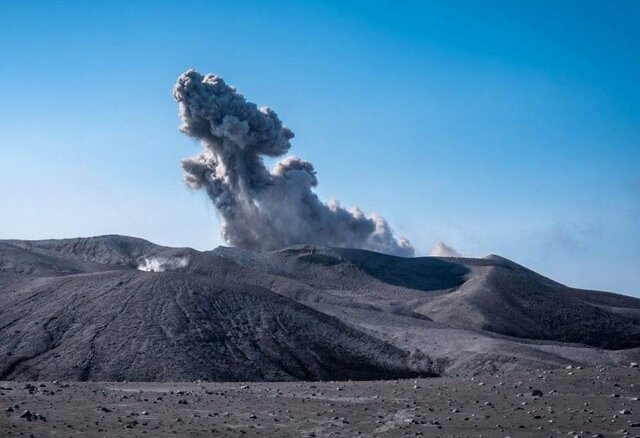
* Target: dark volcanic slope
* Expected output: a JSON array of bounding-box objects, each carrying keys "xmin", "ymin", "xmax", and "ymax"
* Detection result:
[
  {"xmin": 0, "ymin": 244, "xmax": 429, "ymax": 381},
  {"xmin": 1, "ymin": 235, "xmax": 639, "ymax": 381},
  {"xmin": 212, "ymin": 246, "xmax": 640, "ymax": 350},
  {"xmin": 415, "ymin": 255, "xmax": 640, "ymax": 349},
  {"xmin": 3, "ymin": 235, "xmax": 167, "ymax": 271}
]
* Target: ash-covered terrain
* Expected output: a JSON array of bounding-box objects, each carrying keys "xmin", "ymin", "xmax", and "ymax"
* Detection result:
[
  {"xmin": 2, "ymin": 366, "xmax": 639, "ymax": 437},
  {"xmin": 1, "ymin": 235, "xmax": 639, "ymax": 382}
]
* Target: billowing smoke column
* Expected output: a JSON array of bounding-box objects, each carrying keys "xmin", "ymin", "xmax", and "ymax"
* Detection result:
[{"xmin": 174, "ymin": 69, "xmax": 414, "ymax": 257}]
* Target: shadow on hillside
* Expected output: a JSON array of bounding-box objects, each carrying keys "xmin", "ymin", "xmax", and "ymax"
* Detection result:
[{"xmin": 334, "ymin": 249, "xmax": 469, "ymax": 292}]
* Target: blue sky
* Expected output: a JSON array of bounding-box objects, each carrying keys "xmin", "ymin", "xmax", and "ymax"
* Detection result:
[{"xmin": 1, "ymin": 0, "xmax": 638, "ymax": 296}]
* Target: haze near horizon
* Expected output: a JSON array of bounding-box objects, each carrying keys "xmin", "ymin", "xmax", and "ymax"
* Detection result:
[{"xmin": 1, "ymin": 0, "xmax": 638, "ymax": 297}]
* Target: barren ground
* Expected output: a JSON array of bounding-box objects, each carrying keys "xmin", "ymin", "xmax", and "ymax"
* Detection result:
[{"xmin": 2, "ymin": 366, "xmax": 639, "ymax": 437}]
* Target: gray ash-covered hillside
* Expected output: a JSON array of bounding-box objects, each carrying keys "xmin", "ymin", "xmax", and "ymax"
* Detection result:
[{"xmin": 1, "ymin": 235, "xmax": 639, "ymax": 381}]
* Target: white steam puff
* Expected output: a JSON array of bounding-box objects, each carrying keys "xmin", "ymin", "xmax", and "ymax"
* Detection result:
[
  {"xmin": 430, "ymin": 241, "xmax": 462, "ymax": 257},
  {"xmin": 174, "ymin": 69, "xmax": 414, "ymax": 256},
  {"xmin": 138, "ymin": 257, "xmax": 189, "ymax": 272}
]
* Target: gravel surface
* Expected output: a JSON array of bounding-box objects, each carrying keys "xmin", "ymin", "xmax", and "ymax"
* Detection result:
[{"xmin": 2, "ymin": 366, "xmax": 639, "ymax": 437}]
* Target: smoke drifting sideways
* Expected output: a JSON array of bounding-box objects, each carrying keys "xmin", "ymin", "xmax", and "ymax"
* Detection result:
[
  {"xmin": 173, "ymin": 70, "xmax": 414, "ymax": 257},
  {"xmin": 138, "ymin": 257, "xmax": 189, "ymax": 272}
]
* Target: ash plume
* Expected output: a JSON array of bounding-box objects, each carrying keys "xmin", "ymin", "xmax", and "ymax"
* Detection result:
[{"xmin": 173, "ymin": 69, "xmax": 414, "ymax": 256}]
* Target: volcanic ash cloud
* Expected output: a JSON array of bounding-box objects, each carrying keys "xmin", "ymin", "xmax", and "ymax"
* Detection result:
[{"xmin": 174, "ymin": 69, "xmax": 414, "ymax": 257}]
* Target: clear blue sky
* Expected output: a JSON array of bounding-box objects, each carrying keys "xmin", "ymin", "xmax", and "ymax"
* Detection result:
[{"xmin": 1, "ymin": 0, "xmax": 638, "ymax": 296}]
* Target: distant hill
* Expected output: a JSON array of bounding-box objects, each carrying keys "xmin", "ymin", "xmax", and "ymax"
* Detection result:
[{"xmin": 1, "ymin": 235, "xmax": 639, "ymax": 381}]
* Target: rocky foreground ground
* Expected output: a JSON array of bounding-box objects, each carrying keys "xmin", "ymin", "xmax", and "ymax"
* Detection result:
[{"xmin": 1, "ymin": 365, "xmax": 639, "ymax": 437}]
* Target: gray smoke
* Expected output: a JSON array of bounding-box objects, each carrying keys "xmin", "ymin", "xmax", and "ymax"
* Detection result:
[{"xmin": 174, "ymin": 69, "xmax": 414, "ymax": 257}]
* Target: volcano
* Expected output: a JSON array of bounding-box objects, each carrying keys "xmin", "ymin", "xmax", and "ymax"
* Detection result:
[{"xmin": 1, "ymin": 235, "xmax": 638, "ymax": 381}]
